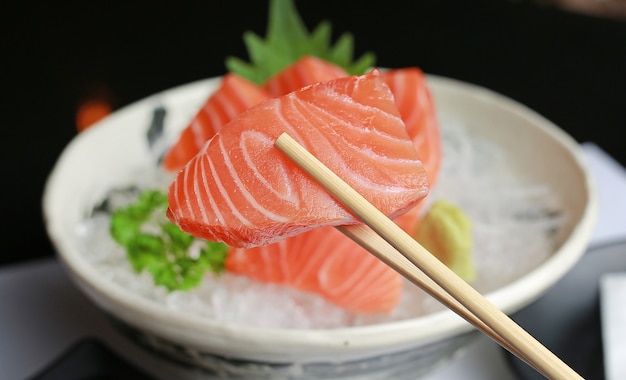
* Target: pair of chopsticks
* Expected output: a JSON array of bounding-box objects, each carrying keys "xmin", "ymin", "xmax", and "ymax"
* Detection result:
[{"xmin": 275, "ymin": 132, "xmax": 583, "ymax": 380}]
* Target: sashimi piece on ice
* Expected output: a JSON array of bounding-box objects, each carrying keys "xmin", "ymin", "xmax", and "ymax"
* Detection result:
[
  {"xmin": 224, "ymin": 67, "xmax": 443, "ymax": 313},
  {"xmin": 162, "ymin": 73, "xmax": 269, "ymax": 171},
  {"xmin": 229, "ymin": 59, "xmax": 406, "ymax": 313},
  {"xmin": 166, "ymin": 69, "xmax": 430, "ymax": 248},
  {"xmin": 381, "ymin": 68, "xmax": 442, "ymax": 234},
  {"xmin": 226, "ymin": 226, "xmax": 403, "ymax": 313},
  {"xmin": 260, "ymin": 63, "xmax": 443, "ymax": 234},
  {"xmin": 381, "ymin": 68, "xmax": 441, "ymax": 186}
]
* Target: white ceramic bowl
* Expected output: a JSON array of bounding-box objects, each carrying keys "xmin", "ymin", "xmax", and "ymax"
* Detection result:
[{"xmin": 43, "ymin": 75, "xmax": 597, "ymax": 379}]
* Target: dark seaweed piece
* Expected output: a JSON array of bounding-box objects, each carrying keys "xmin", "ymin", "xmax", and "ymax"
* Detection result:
[
  {"xmin": 146, "ymin": 105, "xmax": 166, "ymax": 149},
  {"xmin": 146, "ymin": 105, "xmax": 170, "ymax": 166}
]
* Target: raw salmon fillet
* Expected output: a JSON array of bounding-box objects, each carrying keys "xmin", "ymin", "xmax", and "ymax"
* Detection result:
[
  {"xmin": 162, "ymin": 73, "xmax": 269, "ymax": 171},
  {"xmin": 382, "ymin": 68, "xmax": 442, "ymax": 233},
  {"xmin": 263, "ymin": 60, "xmax": 441, "ymax": 187},
  {"xmin": 226, "ymin": 226, "xmax": 403, "ymax": 313},
  {"xmin": 167, "ymin": 70, "xmax": 430, "ymax": 247},
  {"xmin": 381, "ymin": 68, "xmax": 441, "ymax": 186},
  {"xmin": 225, "ymin": 67, "xmax": 440, "ymax": 309}
]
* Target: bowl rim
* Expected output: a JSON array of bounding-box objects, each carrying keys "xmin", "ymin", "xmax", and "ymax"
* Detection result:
[{"xmin": 42, "ymin": 73, "xmax": 598, "ymax": 361}]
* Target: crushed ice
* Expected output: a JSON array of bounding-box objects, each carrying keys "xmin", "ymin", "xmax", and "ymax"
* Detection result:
[{"xmin": 76, "ymin": 117, "xmax": 567, "ymax": 329}]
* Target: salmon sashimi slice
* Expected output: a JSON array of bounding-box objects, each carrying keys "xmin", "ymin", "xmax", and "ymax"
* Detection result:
[
  {"xmin": 222, "ymin": 67, "xmax": 443, "ymax": 313},
  {"xmin": 263, "ymin": 61, "xmax": 442, "ymax": 185},
  {"xmin": 383, "ymin": 68, "xmax": 442, "ymax": 234},
  {"xmin": 226, "ymin": 226, "xmax": 402, "ymax": 313},
  {"xmin": 167, "ymin": 69, "xmax": 430, "ymax": 248},
  {"xmin": 262, "ymin": 55, "xmax": 349, "ymax": 96},
  {"xmin": 162, "ymin": 73, "xmax": 269, "ymax": 171},
  {"xmin": 228, "ymin": 59, "xmax": 403, "ymax": 313},
  {"xmin": 261, "ymin": 64, "xmax": 443, "ymax": 235},
  {"xmin": 381, "ymin": 67, "xmax": 441, "ymax": 186}
]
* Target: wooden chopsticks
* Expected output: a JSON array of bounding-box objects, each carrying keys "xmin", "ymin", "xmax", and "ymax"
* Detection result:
[{"xmin": 275, "ymin": 132, "xmax": 583, "ymax": 380}]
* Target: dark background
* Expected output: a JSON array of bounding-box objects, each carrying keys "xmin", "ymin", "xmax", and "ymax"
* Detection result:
[{"xmin": 2, "ymin": 0, "xmax": 625, "ymax": 266}]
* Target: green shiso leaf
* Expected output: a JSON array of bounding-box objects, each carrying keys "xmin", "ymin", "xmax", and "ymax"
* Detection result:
[
  {"xmin": 110, "ymin": 189, "xmax": 228, "ymax": 291},
  {"xmin": 225, "ymin": 0, "xmax": 376, "ymax": 84}
]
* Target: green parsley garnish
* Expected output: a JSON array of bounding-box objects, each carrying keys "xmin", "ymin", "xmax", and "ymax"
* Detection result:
[
  {"xmin": 225, "ymin": 0, "xmax": 376, "ymax": 84},
  {"xmin": 110, "ymin": 190, "xmax": 228, "ymax": 291}
]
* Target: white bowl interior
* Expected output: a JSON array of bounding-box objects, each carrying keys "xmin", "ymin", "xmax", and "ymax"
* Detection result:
[{"xmin": 42, "ymin": 75, "xmax": 597, "ymax": 364}]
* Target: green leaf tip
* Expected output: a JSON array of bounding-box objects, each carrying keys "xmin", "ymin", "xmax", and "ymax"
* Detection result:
[{"xmin": 225, "ymin": 0, "xmax": 376, "ymax": 84}]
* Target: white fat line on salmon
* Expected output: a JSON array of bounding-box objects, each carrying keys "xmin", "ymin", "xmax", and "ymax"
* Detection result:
[
  {"xmin": 289, "ymin": 97, "xmax": 422, "ymax": 195},
  {"xmin": 344, "ymin": 258, "xmax": 398, "ymax": 308},
  {"xmin": 202, "ymin": 102, "xmax": 223, "ymax": 140},
  {"xmin": 282, "ymin": 94, "xmax": 363, "ymax": 181},
  {"xmin": 320, "ymin": 249, "xmax": 374, "ymax": 297},
  {"xmin": 270, "ymin": 99, "xmax": 344, "ymax": 209},
  {"xmin": 255, "ymin": 241, "xmax": 291, "ymax": 283},
  {"xmin": 208, "ymin": 140, "xmax": 253, "ymax": 227},
  {"xmin": 240, "ymin": 130, "xmax": 301, "ymax": 207},
  {"xmin": 190, "ymin": 118, "xmax": 207, "ymax": 149},
  {"xmin": 348, "ymin": 281, "xmax": 396, "ymax": 310},
  {"xmin": 286, "ymin": 93, "xmax": 405, "ymax": 169},
  {"xmin": 181, "ymin": 160, "xmax": 196, "ymax": 223},
  {"xmin": 204, "ymin": 102, "xmax": 223, "ymax": 140},
  {"xmin": 199, "ymin": 155, "xmax": 225, "ymax": 226},
  {"xmin": 193, "ymin": 158, "xmax": 213, "ymax": 222},
  {"xmin": 290, "ymin": 233, "xmax": 333, "ymax": 286},
  {"xmin": 192, "ymin": 156, "xmax": 210, "ymax": 224},
  {"xmin": 220, "ymin": 137, "xmax": 291, "ymax": 224},
  {"xmin": 274, "ymin": 98, "xmax": 309, "ymax": 152},
  {"xmin": 296, "ymin": 90, "xmax": 418, "ymax": 162},
  {"xmin": 186, "ymin": 157, "xmax": 206, "ymax": 222},
  {"xmin": 215, "ymin": 87, "xmax": 240, "ymax": 121},
  {"xmin": 304, "ymin": 90, "xmax": 410, "ymax": 148},
  {"xmin": 275, "ymin": 100, "xmax": 374, "ymax": 208}
]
